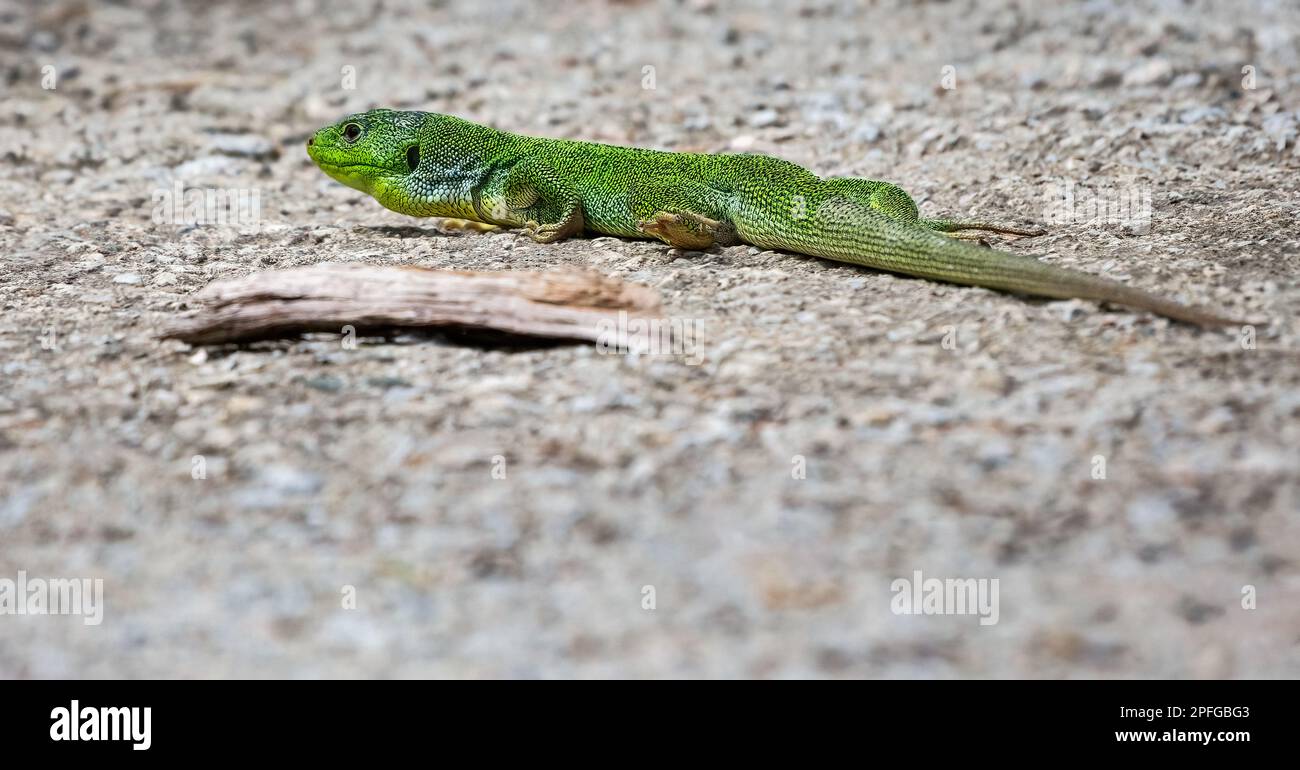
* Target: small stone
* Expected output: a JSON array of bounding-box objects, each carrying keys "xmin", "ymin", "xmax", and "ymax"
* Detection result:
[
  {"xmin": 30, "ymin": 31, "xmax": 60, "ymax": 52},
  {"xmin": 367, "ymin": 376, "xmax": 412, "ymax": 390},
  {"xmin": 1122, "ymin": 59, "xmax": 1174, "ymax": 87},
  {"xmin": 234, "ymin": 465, "xmax": 324, "ymax": 510},
  {"xmin": 1020, "ymin": 73, "xmax": 1047, "ymax": 90},
  {"xmin": 305, "ymin": 375, "xmax": 343, "ymax": 393},
  {"xmin": 1091, "ymin": 70, "xmax": 1123, "ymax": 88},
  {"xmin": 1176, "ymin": 595, "xmax": 1224, "ymax": 625},
  {"xmin": 851, "ymin": 122, "xmax": 881, "ymax": 143},
  {"xmin": 1179, "ymin": 106, "xmax": 1224, "ymax": 124},
  {"xmin": 225, "ymin": 395, "xmax": 265, "ymax": 415},
  {"xmin": 1056, "ymin": 300, "xmax": 1089, "ymax": 322},
  {"xmin": 1126, "ymin": 495, "xmax": 1177, "ymax": 539},
  {"xmin": 77, "ymin": 253, "xmax": 107, "ymax": 272},
  {"xmin": 153, "ymin": 272, "xmax": 179, "ymax": 286},
  {"xmin": 683, "ymin": 113, "xmax": 712, "ymax": 132},
  {"xmin": 749, "ymin": 109, "xmax": 782, "ymax": 128},
  {"xmin": 728, "ymin": 134, "xmax": 757, "ymax": 151},
  {"xmin": 113, "ymin": 272, "xmax": 142, "ymax": 285}
]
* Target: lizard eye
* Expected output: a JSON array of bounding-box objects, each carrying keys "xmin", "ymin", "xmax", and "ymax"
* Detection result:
[
  {"xmin": 406, "ymin": 145, "xmax": 420, "ymax": 172},
  {"xmin": 341, "ymin": 123, "xmax": 362, "ymax": 142}
]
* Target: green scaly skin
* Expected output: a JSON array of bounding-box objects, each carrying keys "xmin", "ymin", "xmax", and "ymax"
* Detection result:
[{"xmin": 307, "ymin": 109, "xmax": 1247, "ymax": 326}]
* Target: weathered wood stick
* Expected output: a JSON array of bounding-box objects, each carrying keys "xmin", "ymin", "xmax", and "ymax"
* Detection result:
[{"xmin": 161, "ymin": 263, "xmax": 663, "ymax": 345}]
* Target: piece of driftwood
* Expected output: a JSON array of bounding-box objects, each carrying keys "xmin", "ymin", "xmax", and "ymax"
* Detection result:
[{"xmin": 161, "ymin": 263, "xmax": 663, "ymax": 346}]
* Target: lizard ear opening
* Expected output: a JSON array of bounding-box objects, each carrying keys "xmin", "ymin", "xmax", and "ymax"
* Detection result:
[{"xmin": 406, "ymin": 145, "xmax": 420, "ymax": 172}]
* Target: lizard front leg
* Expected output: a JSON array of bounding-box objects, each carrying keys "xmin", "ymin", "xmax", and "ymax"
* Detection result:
[{"xmin": 502, "ymin": 158, "xmax": 585, "ymax": 243}]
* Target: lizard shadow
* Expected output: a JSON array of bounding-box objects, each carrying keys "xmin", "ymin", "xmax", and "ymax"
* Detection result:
[{"xmin": 352, "ymin": 225, "xmax": 449, "ymax": 239}]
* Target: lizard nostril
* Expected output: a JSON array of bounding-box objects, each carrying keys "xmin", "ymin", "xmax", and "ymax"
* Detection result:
[{"xmin": 306, "ymin": 136, "xmax": 314, "ymax": 147}]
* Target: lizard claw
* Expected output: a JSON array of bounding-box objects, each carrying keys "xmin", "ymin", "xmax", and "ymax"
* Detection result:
[{"xmin": 522, "ymin": 220, "xmax": 569, "ymax": 244}]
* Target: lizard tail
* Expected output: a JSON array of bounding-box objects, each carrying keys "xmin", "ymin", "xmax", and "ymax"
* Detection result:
[{"xmin": 755, "ymin": 196, "xmax": 1250, "ymax": 327}]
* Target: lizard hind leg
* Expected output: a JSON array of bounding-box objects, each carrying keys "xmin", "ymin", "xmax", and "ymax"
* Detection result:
[
  {"xmin": 823, "ymin": 178, "xmax": 1044, "ymax": 237},
  {"xmin": 922, "ymin": 218, "xmax": 1046, "ymax": 238},
  {"xmin": 637, "ymin": 211, "xmax": 739, "ymax": 250},
  {"xmin": 822, "ymin": 178, "xmax": 921, "ymax": 224}
]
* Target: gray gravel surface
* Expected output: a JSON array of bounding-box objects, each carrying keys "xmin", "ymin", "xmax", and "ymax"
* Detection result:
[{"xmin": 1, "ymin": 0, "xmax": 1297, "ymax": 678}]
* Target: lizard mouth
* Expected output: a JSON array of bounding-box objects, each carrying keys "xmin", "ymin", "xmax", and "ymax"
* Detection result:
[
  {"xmin": 312, "ymin": 158, "xmax": 404, "ymax": 181},
  {"xmin": 306, "ymin": 140, "xmax": 390, "ymax": 174},
  {"xmin": 311, "ymin": 156, "xmax": 407, "ymax": 199},
  {"xmin": 312, "ymin": 159, "xmax": 377, "ymax": 194},
  {"xmin": 313, "ymin": 159, "xmax": 380, "ymax": 171}
]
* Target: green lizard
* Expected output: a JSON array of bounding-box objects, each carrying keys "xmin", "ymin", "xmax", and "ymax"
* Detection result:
[{"xmin": 306, "ymin": 109, "xmax": 1247, "ymax": 326}]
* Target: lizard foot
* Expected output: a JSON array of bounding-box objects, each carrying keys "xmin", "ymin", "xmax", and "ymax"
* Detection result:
[
  {"xmin": 924, "ymin": 218, "xmax": 1046, "ymax": 238},
  {"xmin": 637, "ymin": 211, "xmax": 738, "ymax": 249},
  {"xmin": 945, "ymin": 231, "xmax": 995, "ymax": 246},
  {"xmin": 522, "ymin": 219, "xmax": 578, "ymax": 244},
  {"xmin": 440, "ymin": 218, "xmax": 501, "ymax": 234}
]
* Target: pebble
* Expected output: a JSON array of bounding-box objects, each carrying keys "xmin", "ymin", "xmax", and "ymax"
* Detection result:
[
  {"xmin": 1122, "ymin": 59, "xmax": 1174, "ymax": 87},
  {"xmin": 77, "ymin": 253, "xmax": 107, "ymax": 272},
  {"xmin": 749, "ymin": 108, "xmax": 782, "ymax": 128}
]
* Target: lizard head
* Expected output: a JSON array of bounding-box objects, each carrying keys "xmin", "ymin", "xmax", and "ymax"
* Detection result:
[{"xmin": 307, "ymin": 109, "xmax": 426, "ymax": 201}]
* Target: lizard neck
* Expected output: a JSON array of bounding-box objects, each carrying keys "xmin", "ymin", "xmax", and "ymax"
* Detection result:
[{"xmin": 377, "ymin": 114, "xmax": 524, "ymax": 221}]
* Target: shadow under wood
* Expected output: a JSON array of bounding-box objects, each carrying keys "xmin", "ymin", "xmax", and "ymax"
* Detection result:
[
  {"xmin": 414, "ymin": 326, "xmax": 579, "ymax": 351},
  {"xmin": 193, "ymin": 325, "xmax": 583, "ymax": 356}
]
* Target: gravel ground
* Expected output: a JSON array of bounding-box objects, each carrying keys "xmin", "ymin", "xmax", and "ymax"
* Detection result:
[{"xmin": 1, "ymin": 0, "xmax": 1297, "ymax": 678}]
